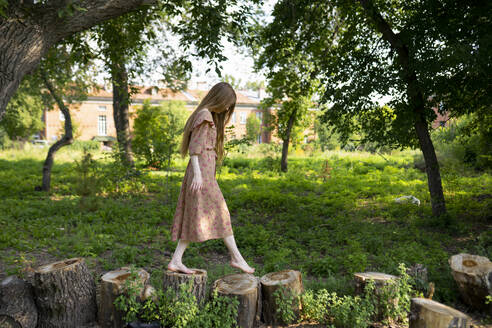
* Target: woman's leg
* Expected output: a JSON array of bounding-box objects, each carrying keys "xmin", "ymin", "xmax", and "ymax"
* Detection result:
[
  {"xmin": 223, "ymin": 234, "xmax": 255, "ymax": 274},
  {"xmin": 167, "ymin": 239, "xmax": 195, "ymax": 274}
]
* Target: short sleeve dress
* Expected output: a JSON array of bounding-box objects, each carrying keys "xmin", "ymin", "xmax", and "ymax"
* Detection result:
[{"xmin": 170, "ymin": 109, "xmax": 234, "ymax": 242}]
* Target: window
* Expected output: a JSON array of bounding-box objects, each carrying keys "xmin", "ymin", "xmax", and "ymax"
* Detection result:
[
  {"xmin": 257, "ymin": 134, "xmax": 262, "ymax": 144},
  {"xmin": 256, "ymin": 111, "xmax": 262, "ymax": 122},
  {"xmin": 240, "ymin": 112, "xmax": 246, "ymax": 124},
  {"xmin": 231, "ymin": 112, "xmax": 236, "ymax": 123},
  {"xmin": 98, "ymin": 115, "xmax": 107, "ymax": 136},
  {"xmin": 59, "ymin": 111, "xmax": 65, "ymax": 121},
  {"xmin": 98, "ymin": 105, "xmax": 107, "ymax": 111}
]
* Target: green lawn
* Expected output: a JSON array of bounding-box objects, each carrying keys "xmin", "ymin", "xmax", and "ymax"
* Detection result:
[{"xmin": 0, "ymin": 145, "xmax": 490, "ymax": 323}]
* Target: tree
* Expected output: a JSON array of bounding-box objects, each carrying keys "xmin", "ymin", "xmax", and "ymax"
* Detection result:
[
  {"xmin": 245, "ymin": 80, "xmax": 265, "ymax": 91},
  {"xmin": 132, "ymin": 100, "xmax": 188, "ymax": 168},
  {"xmin": 258, "ymin": 0, "xmax": 492, "ymax": 216},
  {"xmin": 89, "ymin": 0, "xmax": 262, "ymax": 167},
  {"xmin": 251, "ymin": 0, "xmax": 320, "ymax": 172},
  {"xmin": 0, "ymin": 79, "xmax": 44, "ymax": 142},
  {"xmin": 223, "ymin": 74, "xmax": 243, "ymax": 89},
  {"xmin": 245, "ymin": 113, "xmax": 261, "ymax": 142},
  {"xmin": 36, "ymin": 41, "xmax": 95, "ymax": 192},
  {"xmin": 90, "ymin": 6, "xmax": 190, "ymax": 167},
  {"xmin": 0, "ymin": 0, "xmax": 161, "ymax": 119}
]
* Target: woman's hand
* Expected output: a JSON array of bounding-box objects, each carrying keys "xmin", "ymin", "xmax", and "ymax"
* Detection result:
[
  {"xmin": 190, "ymin": 174, "xmax": 203, "ymax": 192},
  {"xmin": 190, "ymin": 155, "xmax": 203, "ymax": 192}
]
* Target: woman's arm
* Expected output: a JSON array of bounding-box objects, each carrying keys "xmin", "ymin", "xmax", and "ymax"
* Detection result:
[{"xmin": 190, "ymin": 155, "xmax": 203, "ymax": 192}]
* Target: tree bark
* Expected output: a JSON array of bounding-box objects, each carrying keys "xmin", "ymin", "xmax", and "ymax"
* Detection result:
[
  {"xmin": 353, "ymin": 272, "xmax": 399, "ymax": 322},
  {"xmin": 162, "ymin": 269, "xmax": 208, "ymax": 306},
  {"xmin": 38, "ymin": 70, "xmax": 73, "ymax": 192},
  {"xmin": 212, "ymin": 273, "xmax": 262, "ymax": 328},
  {"xmin": 448, "ymin": 253, "xmax": 492, "ymax": 313},
  {"xmin": 409, "ymin": 298, "xmax": 471, "ymax": 328},
  {"xmin": 0, "ymin": 0, "xmax": 157, "ymax": 119},
  {"xmin": 280, "ymin": 108, "xmax": 297, "ymax": 172},
  {"xmin": 97, "ymin": 267, "xmax": 151, "ymax": 328},
  {"xmin": 110, "ymin": 61, "xmax": 134, "ymax": 166},
  {"xmin": 0, "ymin": 276, "xmax": 38, "ymax": 328},
  {"xmin": 260, "ymin": 270, "xmax": 303, "ymax": 326},
  {"xmin": 32, "ymin": 258, "xmax": 97, "ymax": 328},
  {"xmin": 358, "ymin": 0, "xmax": 447, "ymax": 216}
]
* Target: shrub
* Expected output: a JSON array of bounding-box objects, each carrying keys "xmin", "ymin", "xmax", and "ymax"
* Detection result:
[
  {"xmin": 132, "ymin": 99, "xmax": 188, "ymax": 169},
  {"xmin": 431, "ymin": 113, "xmax": 492, "ymax": 170},
  {"xmin": 68, "ymin": 140, "xmax": 100, "ymax": 152},
  {"xmin": 114, "ymin": 266, "xmax": 239, "ymax": 328}
]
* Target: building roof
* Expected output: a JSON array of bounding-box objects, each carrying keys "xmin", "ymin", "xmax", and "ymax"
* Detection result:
[{"xmin": 88, "ymin": 85, "xmax": 261, "ymax": 105}]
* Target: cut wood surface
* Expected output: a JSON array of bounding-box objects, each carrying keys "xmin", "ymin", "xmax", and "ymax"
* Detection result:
[
  {"xmin": 162, "ymin": 269, "xmax": 208, "ymax": 305},
  {"xmin": 260, "ymin": 270, "xmax": 304, "ymax": 326},
  {"xmin": 353, "ymin": 272, "xmax": 398, "ymax": 294},
  {"xmin": 449, "ymin": 253, "xmax": 492, "ymax": 313},
  {"xmin": 32, "ymin": 257, "xmax": 96, "ymax": 328},
  {"xmin": 0, "ymin": 275, "xmax": 37, "ymax": 328},
  {"xmin": 97, "ymin": 266, "xmax": 150, "ymax": 328},
  {"xmin": 409, "ymin": 298, "xmax": 472, "ymax": 328},
  {"xmin": 212, "ymin": 273, "xmax": 261, "ymax": 328}
]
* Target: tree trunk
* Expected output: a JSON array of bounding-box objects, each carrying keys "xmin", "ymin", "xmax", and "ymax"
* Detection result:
[
  {"xmin": 280, "ymin": 108, "xmax": 297, "ymax": 172},
  {"xmin": 0, "ymin": 0, "xmax": 157, "ymax": 119},
  {"xmin": 97, "ymin": 267, "xmax": 151, "ymax": 328},
  {"xmin": 353, "ymin": 272, "xmax": 399, "ymax": 322},
  {"xmin": 358, "ymin": 0, "xmax": 447, "ymax": 216},
  {"xmin": 448, "ymin": 253, "xmax": 492, "ymax": 313},
  {"xmin": 38, "ymin": 70, "xmax": 73, "ymax": 192},
  {"xmin": 414, "ymin": 118, "xmax": 446, "ymax": 216},
  {"xmin": 0, "ymin": 276, "xmax": 37, "ymax": 328},
  {"xmin": 162, "ymin": 269, "xmax": 208, "ymax": 306},
  {"xmin": 260, "ymin": 270, "xmax": 303, "ymax": 326},
  {"xmin": 212, "ymin": 273, "xmax": 262, "ymax": 328},
  {"xmin": 111, "ymin": 61, "xmax": 134, "ymax": 167},
  {"xmin": 409, "ymin": 298, "xmax": 471, "ymax": 328},
  {"xmin": 32, "ymin": 258, "xmax": 97, "ymax": 328}
]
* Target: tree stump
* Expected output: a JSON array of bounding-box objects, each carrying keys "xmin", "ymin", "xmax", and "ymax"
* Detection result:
[
  {"xmin": 162, "ymin": 269, "xmax": 207, "ymax": 305},
  {"xmin": 260, "ymin": 270, "xmax": 303, "ymax": 326},
  {"xmin": 409, "ymin": 298, "xmax": 472, "ymax": 328},
  {"xmin": 449, "ymin": 253, "xmax": 492, "ymax": 313},
  {"xmin": 0, "ymin": 276, "xmax": 37, "ymax": 328},
  {"xmin": 97, "ymin": 266, "xmax": 150, "ymax": 328},
  {"xmin": 212, "ymin": 273, "xmax": 261, "ymax": 328},
  {"xmin": 32, "ymin": 257, "xmax": 96, "ymax": 328},
  {"xmin": 353, "ymin": 272, "xmax": 399, "ymax": 321}
]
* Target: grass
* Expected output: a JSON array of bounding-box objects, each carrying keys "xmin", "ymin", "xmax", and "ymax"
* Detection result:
[{"xmin": 0, "ymin": 143, "xmax": 491, "ymax": 325}]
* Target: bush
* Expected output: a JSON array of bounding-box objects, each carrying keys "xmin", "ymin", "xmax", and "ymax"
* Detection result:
[
  {"xmin": 68, "ymin": 140, "xmax": 100, "ymax": 152},
  {"xmin": 114, "ymin": 265, "xmax": 239, "ymax": 328},
  {"xmin": 431, "ymin": 113, "xmax": 492, "ymax": 170},
  {"xmin": 299, "ymin": 263, "xmax": 415, "ymax": 327},
  {"xmin": 0, "ymin": 126, "xmax": 13, "ymax": 149},
  {"xmin": 132, "ymin": 100, "xmax": 188, "ymax": 169}
]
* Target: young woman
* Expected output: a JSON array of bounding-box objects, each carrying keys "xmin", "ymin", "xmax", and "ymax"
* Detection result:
[{"xmin": 167, "ymin": 82, "xmax": 255, "ymax": 275}]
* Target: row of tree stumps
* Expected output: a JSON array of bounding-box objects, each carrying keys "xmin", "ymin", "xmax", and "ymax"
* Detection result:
[
  {"xmin": 0, "ymin": 252, "xmax": 490, "ymax": 328},
  {"xmin": 0, "ymin": 256, "xmax": 303, "ymax": 328}
]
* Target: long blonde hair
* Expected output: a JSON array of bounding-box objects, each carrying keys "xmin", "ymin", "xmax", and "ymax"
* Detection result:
[{"xmin": 180, "ymin": 82, "xmax": 236, "ymax": 163}]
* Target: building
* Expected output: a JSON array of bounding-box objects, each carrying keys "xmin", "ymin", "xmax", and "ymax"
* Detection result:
[{"xmin": 41, "ymin": 85, "xmax": 278, "ymax": 146}]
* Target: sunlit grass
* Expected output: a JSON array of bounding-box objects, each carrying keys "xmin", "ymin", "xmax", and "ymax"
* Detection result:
[{"xmin": 0, "ymin": 144, "xmax": 490, "ymax": 314}]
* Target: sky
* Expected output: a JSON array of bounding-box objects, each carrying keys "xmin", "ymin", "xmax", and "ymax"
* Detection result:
[
  {"xmin": 130, "ymin": 0, "xmax": 276, "ymax": 91},
  {"xmin": 91, "ymin": 1, "xmax": 279, "ymax": 91}
]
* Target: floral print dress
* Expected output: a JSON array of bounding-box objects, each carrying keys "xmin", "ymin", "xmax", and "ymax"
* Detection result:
[{"xmin": 170, "ymin": 109, "xmax": 233, "ymax": 242}]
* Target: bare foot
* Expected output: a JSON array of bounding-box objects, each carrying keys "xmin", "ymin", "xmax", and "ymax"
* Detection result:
[
  {"xmin": 167, "ymin": 261, "xmax": 196, "ymax": 274},
  {"xmin": 230, "ymin": 259, "xmax": 255, "ymax": 274}
]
